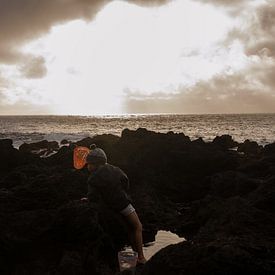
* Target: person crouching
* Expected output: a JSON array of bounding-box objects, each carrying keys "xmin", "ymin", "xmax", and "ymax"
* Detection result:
[{"xmin": 85, "ymin": 144, "xmax": 146, "ymax": 264}]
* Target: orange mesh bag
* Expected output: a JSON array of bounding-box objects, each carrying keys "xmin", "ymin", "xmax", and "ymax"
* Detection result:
[{"xmin": 73, "ymin": 146, "xmax": 90, "ymax": 169}]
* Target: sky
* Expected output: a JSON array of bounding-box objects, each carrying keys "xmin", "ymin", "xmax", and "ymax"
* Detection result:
[{"xmin": 0, "ymin": 0, "xmax": 274, "ymax": 115}]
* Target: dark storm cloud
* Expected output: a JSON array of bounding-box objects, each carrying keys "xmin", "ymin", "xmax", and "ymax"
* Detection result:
[
  {"xmin": 0, "ymin": 0, "xmax": 109, "ymax": 64},
  {"xmin": 0, "ymin": 0, "xmax": 172, "ymax": 64}
]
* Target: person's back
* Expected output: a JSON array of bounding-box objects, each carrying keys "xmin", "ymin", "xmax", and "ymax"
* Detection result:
[
  {"xmin": 87, "ymin": 163, "xmax": 131, "ymax": 212},
  {"xmin": 85, "ymin": 145, "xmax": 146, "ymax": 264}
]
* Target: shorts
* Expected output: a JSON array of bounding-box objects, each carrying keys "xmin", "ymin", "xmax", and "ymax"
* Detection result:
[{"xmin": 120, "ymin": 203, "xmax": 135, "ymax": 216}]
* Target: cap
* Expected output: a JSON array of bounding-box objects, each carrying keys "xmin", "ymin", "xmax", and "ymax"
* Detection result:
[{"xmin": 86, "ymin": 145, "xmax": 107, "ymax": 164}]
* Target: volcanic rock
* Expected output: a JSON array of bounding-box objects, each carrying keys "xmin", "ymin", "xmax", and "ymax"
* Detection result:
[
  {"xmin": 237, "ymin": 139, "xmax": 263, "ymax": 155},
  {"xmin": 19, "ymin": 140, "xmax": 59, "ymax": 154},
  {"xmin": 1, "ymin": 129, "xmax": 275, "ymax": 274},
  {"xmin": 212, "ymin": 134, "xmax": 238, "ymax": 149}
]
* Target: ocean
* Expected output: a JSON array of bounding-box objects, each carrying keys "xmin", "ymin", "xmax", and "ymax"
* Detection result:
[{"xmin": 0, "ymin": 114, "xmax": 275, "ymax": 147}]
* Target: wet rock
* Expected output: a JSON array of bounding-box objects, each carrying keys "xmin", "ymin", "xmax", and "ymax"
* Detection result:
[
  {"xmin": 19, "ymin": 140, "xmax": 59, "ymax": 154},
  {"xmin": 60, "ymin": 139, "xmax": 69, "ymax": 145},
  {"xmin": 45, "ymin": 145, "xmax": 74, "ymax": 168}
]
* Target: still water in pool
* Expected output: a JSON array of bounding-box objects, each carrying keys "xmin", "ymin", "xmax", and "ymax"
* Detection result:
[{"xmin": 143, "ymin": 230, "xmax": 185, "ymax": 260}]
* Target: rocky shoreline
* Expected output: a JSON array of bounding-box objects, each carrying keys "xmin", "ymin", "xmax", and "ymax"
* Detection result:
[{"xmin": 0, "ymin": 128, "xmax": 275, "ymax": 274}]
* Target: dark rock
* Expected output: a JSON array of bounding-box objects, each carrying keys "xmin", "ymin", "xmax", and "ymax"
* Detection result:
[
  {"xmin": 212, "ymin": 134, "xmax": 238, "ymax": 149},
  {"xmin": 141, "ymin": 240, "xmax": 275, "ymax": 275},
  {"xmin": 209, "ymin": 171, "xmax": 261, "ymax": 198},
  {"xmin": 192, "ymin": 137, "xmax": 205, "ymax": 145},
  {"xmin": 0, "ymin": 138, "xmax": 13, "ymax": 150},
  {"xmin": 19, "ymin": 140, "xmax": 59, "ymax": 154},
  {"xmin": 247, "ymin": 177, "xmax": 275, "ymax": 213},
  {"xmin": 264, "ymin": 142, "xmax": 275, "ymax": 156},
  {"xmin": 144, "ymin": 197, "xmax": 275, "ymax": 274},
  {"xmin": 237, "ymin": 139, "xmax": 263, "ymax": 155},
  {"xmin": 60, "ymin": 139, "xmax": 69, "ymax": 145},
  {"xmin": 45, "ymin": 145, "xmax": 74, "ymax": 168},
  {"xmin": 0, "ymin": 139, "xmax": 39, "ymax": 176},
  {"xmin": 1, "ymin": 129, "xmax": 275, "ymax": 274},
  {"xmin": 75, "ymin": 137, "xmax": 94, "ymax": 148}
]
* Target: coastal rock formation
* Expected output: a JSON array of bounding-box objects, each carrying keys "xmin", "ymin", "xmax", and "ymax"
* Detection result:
[
  {"xmin": 237, "ymin": 139, "xmax": 263, "ymax": 155},
  {"xmin": 19, "ymin": 140, "xmax": 59, "ymax": 157},
  {"xmin": 141, "ymin": 196, "xmax": 275, "ymax": 274},
  {"xmin": 212, "ymin": 134, "xmax": 239, "ymax": 149},
  {"xmin": 0, "ymin": 138, "xmax": 39, "ymax": 175},
  {"xmin": 0, "ymin": 128, "xmax": 275, "ymax": 274}
]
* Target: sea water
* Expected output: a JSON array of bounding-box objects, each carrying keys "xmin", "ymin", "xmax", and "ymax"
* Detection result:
[
  {"xmin": 0, "ymin": 114, "xmax": 275, "ymax": 147},
  {"xmin": 143, "ymin": 230, "xmax": 185, "ymax": 260},
  {"xmin": 123, "ymin": 230, "xmax": 185, "ymax": 261}
]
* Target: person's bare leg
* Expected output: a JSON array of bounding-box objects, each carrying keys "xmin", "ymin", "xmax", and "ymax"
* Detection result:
[{"xmin": 124, "ymin": 211, "xmax": 146, "ymax": 263}]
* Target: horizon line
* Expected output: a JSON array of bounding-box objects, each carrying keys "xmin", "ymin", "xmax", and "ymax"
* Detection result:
[{"xmin": 0, "ymin": 112, "xmax": 275, "ymax": 117}]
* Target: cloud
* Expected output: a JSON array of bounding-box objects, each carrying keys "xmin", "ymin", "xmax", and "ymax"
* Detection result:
[
  {"xmin": 124, "ymin": 64, "xmax": 275, "ymax": 114},
  {"xmin": 124, "ymin": 58, "xmax": 275, "ymax": 114},
  {"xmin": 0, "ymin": 72, "xmax": 53, "ymax": 114},
  {"xmin": 0, "ymin": 0, "xmax": 173, "ymax": 114},
  {"xmin": 0, "ymin": 99, "xmax": 51, "ymax": 115},
  {"xmin": 0, "ymin": 73, "xmax": 9, "ymax": 89},
  {"xmin": 195, "ymin": 0, "xmax": 248, "ymax": 6},
  {"xmin": 0, "ymin": 0, "xmax": 172, "ymax": 64},
  {"xmin": 0, "ymin": 73, "xmax": 10, "ymax": 104},
  {"xmin": 225, "ymin": 1, "xmax": 275, "ymax": 88},
  {"xmin": 19, "ymin": 56, "xmax": 47, "ymax": 79},
  {"xmin": 124, "ymin": 0, "xmax": 275, "ymax": 114},
  {"xmin": 128, "ymin": 0, "xmax": 171, "ymax": 6},
  {"xmin": 0, "ymin": 0, "xmax": 108, "ymax": 63},
  {"xmin": 241, "ymin": 1, "xmax": 275, "ymax": 58},
  {"xmin": 193, "ymin": 0, "xmax": 257, "ymax": 17}
]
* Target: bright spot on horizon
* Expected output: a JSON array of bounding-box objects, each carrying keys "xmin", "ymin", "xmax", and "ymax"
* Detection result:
[{"xmin": 18, "ymin": 0, "xmax": 243, "ymax": 115}]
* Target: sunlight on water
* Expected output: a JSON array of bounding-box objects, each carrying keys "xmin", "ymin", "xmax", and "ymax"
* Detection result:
[
  {"xmin": 143, "ymin": 230, "xmax": 185, "ymax": 260},
  {"xmin": 0, "ymin": 114, "xmax": 275, "ymax": 147}
]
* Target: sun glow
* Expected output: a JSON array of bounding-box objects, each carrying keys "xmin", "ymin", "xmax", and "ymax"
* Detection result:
[{"xmin": 16, "ymin": 0, "xmax": 242, "ymax": 115}]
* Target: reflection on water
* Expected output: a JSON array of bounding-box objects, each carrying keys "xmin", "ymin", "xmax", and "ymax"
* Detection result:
[
  {"xmin": 143, "ymin": 230, "xmax": 185, "ymax": 260},
  {"xmin": 1, "ymin": 114, "xmax": 275, "ymax": 147}
]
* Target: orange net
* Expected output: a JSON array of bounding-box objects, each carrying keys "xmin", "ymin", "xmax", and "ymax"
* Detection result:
[{"xmin": 73, "ymin": 146, "xmax": 90, "ymax": 169}]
